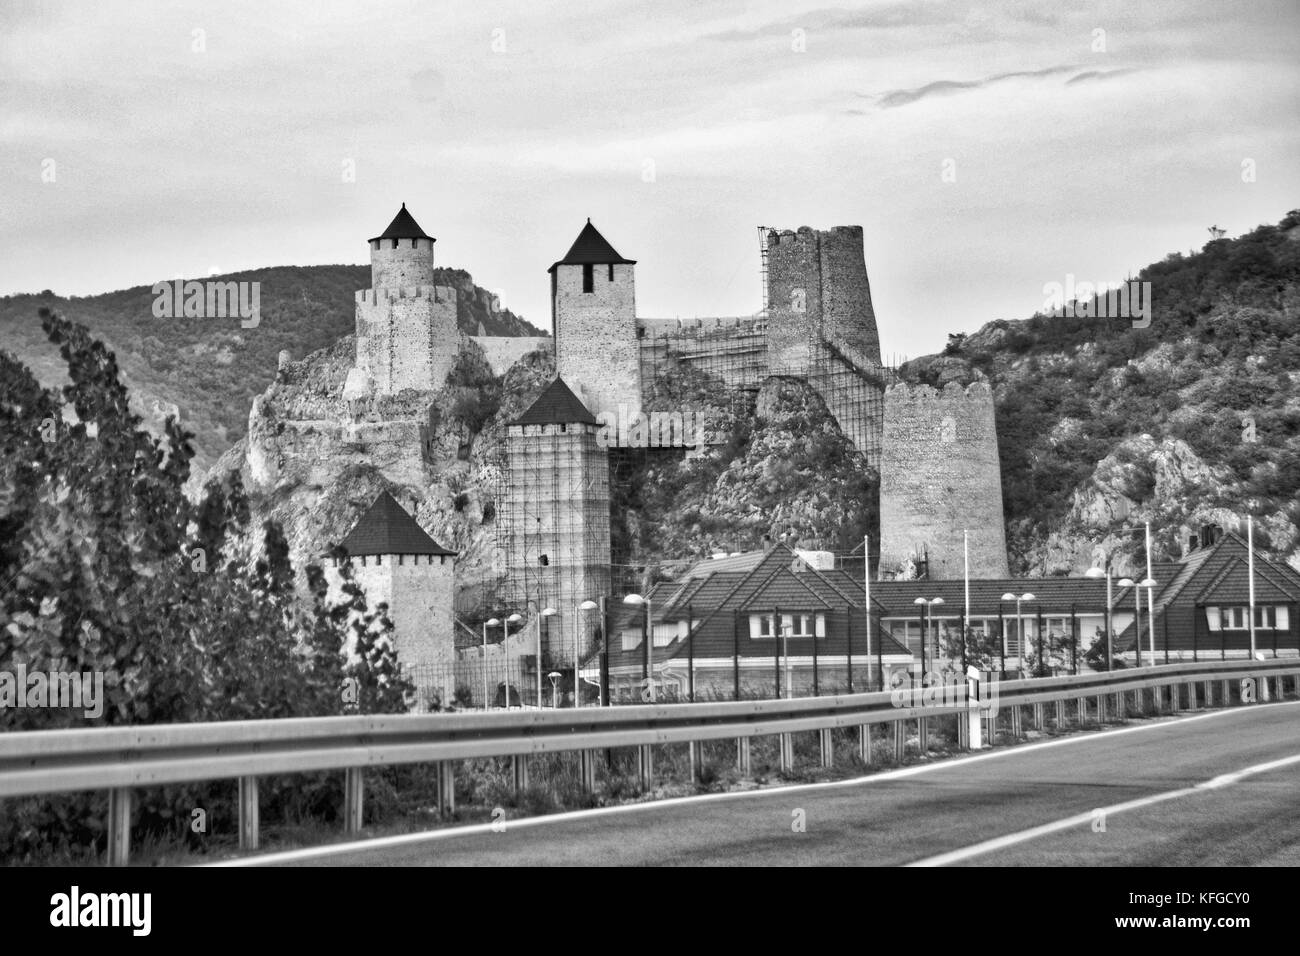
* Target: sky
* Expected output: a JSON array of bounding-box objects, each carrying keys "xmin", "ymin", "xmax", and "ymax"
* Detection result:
[{"xmin": 2, "ymin": 0, "xmax": 1298, "ymax": 361}]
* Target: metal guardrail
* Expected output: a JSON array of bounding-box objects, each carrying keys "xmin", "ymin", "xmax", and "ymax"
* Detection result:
[{"xmin": 2, "ymin": 658, "xmax": 1297, "ymax": 865}]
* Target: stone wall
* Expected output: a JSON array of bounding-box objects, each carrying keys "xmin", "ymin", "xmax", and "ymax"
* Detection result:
[
  {"xmin": 554, "ymin": 262, "xmax": 641, "ymax": 420},
  {"xmin": 469, "ymin": 335, "xmax": 553, "ymax": 376},
  {"xmin": 879, "ymin": 381, "xmax": 1009, "ymax": 579},
  {"xmin": 351, "ymin": 286, "xmax": 460, "ymax": 395},
  {"xmin": 348, "ymin": 551, "xmax": 456, "ymax": 702},
  {"xmin": 370, "ymin": 236, "xmax": 436, "ymax": 289}
]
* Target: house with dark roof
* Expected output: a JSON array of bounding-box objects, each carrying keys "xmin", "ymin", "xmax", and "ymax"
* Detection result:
[
  {"xmin": 599, "ymin": 544, "xmax": 913, "ymax": 702},
  {"xmin": 1111, "ymin": 530, "xmax": 1300, "ymax": 663},
  {"xmin": 593, "ymin": 532, "xmax": 1300, "ymax": 702}
]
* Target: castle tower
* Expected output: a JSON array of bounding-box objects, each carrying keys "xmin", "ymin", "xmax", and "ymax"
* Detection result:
[
  {"xmin": 500, "ymin": 377, "xmax": 612, "ymax": 662},
  {"xmin": 338, "ymin": 491, "xmax": 458, "ymax": 704},
  {"xmin": 878, "ymin": 381, "xmax": 1009, "ymax": 579},
  {"xmin": 550, "ymin": 220, "xmax": 641, "ymax": 422},
  {"xmin": 764, "ymin": 225, "xmax": 886, "ymax": 466},
  {"xmin": 343, "ymin": 204, "xmax": 460, "ymax": 400}
]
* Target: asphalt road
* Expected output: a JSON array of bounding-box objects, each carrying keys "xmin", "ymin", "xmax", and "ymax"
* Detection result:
[{"xmin": 252, "ymin": 701, "xmax": 1300, "ymax": 866}]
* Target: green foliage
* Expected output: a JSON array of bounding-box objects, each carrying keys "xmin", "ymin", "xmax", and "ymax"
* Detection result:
[
  {"xmin": 949, "ymin": 212, "xmax": 1300, "ymax": 566},
  {"xmin": 0, "ymin": 310, "xmax": 408, "ymax": 859}
]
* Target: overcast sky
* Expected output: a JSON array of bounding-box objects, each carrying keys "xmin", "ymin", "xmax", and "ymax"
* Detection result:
[{"xmin": 3, "ymin": 0, "xmax": 1298, "ymax": 360}]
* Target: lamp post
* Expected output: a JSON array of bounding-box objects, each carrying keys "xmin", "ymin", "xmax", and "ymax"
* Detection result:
[
  {"xmin": 536, "ymin": 606, "xmax": 557, "ymax": 708},
  {"xmin": 1139, "ymin": 577, "xmax": 1158, "ymax": 663},
  {"xmin": 912, "ymin": 597, "xmax": 945, "ymax": 680},
  {"xmin": 503, "ymin": 613, "xmax": 522, "ymax": 707},
  {"xmin": 575, "ymin": 599, "xmax": 598, "ymax": 707},
  {"xmin": 623, "ymin": 593, "xmax": 651, "ymax": 701},
  {"xmin": 1119, "ymin": 578, "xmax": 1140, "ymax": 667},
  {"xmin": 998, "ymin": 597, "xmax": 1009, "ymax": 679},
  {"xmin": 999, "ymin": 593, "xmax": 1034, "ymax": 676},
  {"xmin": 481, "ymin": 617, "xmax": 501, "ymax": 708},
  {"xmin": 1085, "ymin": 566, "xmax": 1113, "ymax": 671},
  {"xmin": 547, "ymin": 671, "xmax": 561, "ymax": 709}
]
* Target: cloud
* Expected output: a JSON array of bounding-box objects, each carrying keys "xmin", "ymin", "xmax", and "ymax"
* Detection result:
[
  {"xmin": 873, "ymin": 64, "xmax": 1077, "ymax": 108},
  {"xmin": 1065, "ymin": 68, "xmax": 1139, "ymax": 85}
]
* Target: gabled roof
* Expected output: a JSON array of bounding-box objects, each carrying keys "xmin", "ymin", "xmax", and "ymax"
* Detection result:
[
  {"xmin": 369, "ymin": 203, "xmax": 433, "ymax": 243},
  {"xmin": 512, "ymin": 377, "xmax": 599, "ymax": 426},
  {"xmin": 548, "ymin": 219, "xmax": 635, "ymax": 272},
  {"xmin": 339, "ymin": 492, "xmax": 456, "ymax": 557}
]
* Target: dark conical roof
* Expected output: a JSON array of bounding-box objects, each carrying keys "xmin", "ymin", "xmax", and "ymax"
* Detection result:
[
  {"xmin": 339, "ymin": 491, "xmax": 456, "ymax": 557},
  {"xmin": 548, "ymin": 219, "xmax": 635, "ymax": 272},
  {"xmin": 369, "ymin": 203, "xmax": 434, "ymax": 243},
  {"xmin": 512, "ymin": 377, "xmax": 599, "ymax": 426}
]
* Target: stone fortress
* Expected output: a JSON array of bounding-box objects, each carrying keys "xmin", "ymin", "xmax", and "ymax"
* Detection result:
[{"xmin": 327, "ymin": 204, "xmax": 1009, "ymax": 674}]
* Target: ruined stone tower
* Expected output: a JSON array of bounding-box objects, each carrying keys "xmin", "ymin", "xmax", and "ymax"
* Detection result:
[
  {"xmin": 550, "ymin": 220, "xmax": 641, "ymax": 421},
  {"xmin": 343, "ymin": 204, "xmax": 460, "ymax": 400},
  {"xmin": 499, "ymin": 377, "xmax": 612, "ymax": 660},
  {"xmin": 763, "ymin": 226, "xmax": 887, "ymax": 467},
  {"xmin": 878, "ymin": 381, "xmax": 1009, "ymax": 579},
  {"xmin": 338, "ymin": 491, "xmax": 458, "ymax": 703}
]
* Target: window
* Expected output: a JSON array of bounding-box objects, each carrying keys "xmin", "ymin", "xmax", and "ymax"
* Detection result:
[
  {"xmin": 750, "ymin": 613, "xmax": 825, "ymax": 638},
  {"xmin": 749, "ymin": 614, "xmax": 773, "ymax": 638},
  {"xmin": 582, "ymin": 263, "xmax": 594, "ymax": 293},
  {"xmin": 391, "ymin": 239, "xmax": 398, "ymax": 249},
  {"xmin": 412, "ymin": 238, "xmax": 418, "ymax": 248},
  {"xmin": 608, "ymin": 263, "xmax": 614, "ymax": 281},
  {"xmin": 620, "ymin": 628, "xmax": 641, "ymax": 651},
  {"xmin": 1207, "ymin": 606, "xmax": 1289, "ymax": 631}
]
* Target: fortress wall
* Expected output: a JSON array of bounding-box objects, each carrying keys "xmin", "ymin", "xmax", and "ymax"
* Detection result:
[
  {"xmin": 351, "ymin": 553, "xmax": 456, "ymax": 701},
  {"xmin": 355, "ymin": 287, "xmax": 459, "ymax": 393},
  {"xmin": 469, "ymin": 335, "xmax": 553, "ymax": 376},
  {"xmin": 879, "ymin": 381, "xmax": 1009, "ymax": 579}
]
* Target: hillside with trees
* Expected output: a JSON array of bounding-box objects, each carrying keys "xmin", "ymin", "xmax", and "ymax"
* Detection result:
[
  {"xmin": 0, "ymin": 265, "xmax": 545, "ymax": 478},
  {"xmin": 906, "ymin": 210, "xmax": 1300, "ymax": 573}
]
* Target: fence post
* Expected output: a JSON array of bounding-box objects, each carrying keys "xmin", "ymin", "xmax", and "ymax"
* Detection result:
[
  {"xmin": 1032, "ymin": 702, "xmax": 1044, "ymax": 730},
  {"xmin": 438, "ymin": 760, "xmax": 455, "ymax": 816},
  {"xmin": 736, "ymin": 736, "xmax": 751, "ymax": 775},
  {"xmin": 819, "ymin": 728, "xmax": 833, "ymax": 768},
  {"xmin": 638, "ymin": 745, "xmax": 654, "ymax": 788},
  {"xmin": 893, "ymin": 719, "xmax": 905, "ymax": 762},
  {"xmin": 1011, "ymin": 704, "xmax": 1023, "ymax": 737},
  {"xmin": 513, "ymin": 755, "xmax": 529, "ymax": 794},
  {"xmin": 106, "ymin": 787, "xmax": 131, "ymax": 867},
  {"xmin": 238, "ymin": 776, "xmax": 259, "ymax": 851},
  {"xmin": 688, "ymin": 742, "xmax": 699, "ymax": 783},
  {"xmin": 1188, "ymin": 681, "xmax": 1197, "ymax": 710},
  {"xmin": 859, "ymin": 724, "xmax": 872, "ymax": 765},
  {"xmin": 580, "ymin": 750, "xmax": 596, "ymax": 794},
  {"xmin": 1054, "ymin": 699, "xmax": 1065, "ymax": 728},
  {"xmin": 779, "ymin": 733, "xmax": 793, "ymax": 772},
  {"xmin": 344, "ymin": 767, "xmax": 364, "ymax": 834},
  {"xmin": 957, "ymin": 712, "xmax": 969, "ymax": 750}
]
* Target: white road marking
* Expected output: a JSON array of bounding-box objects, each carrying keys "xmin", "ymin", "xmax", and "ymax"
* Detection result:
[
  {"xmin": 209, "ymin": 699, "xmax": 1300, "ymax": 867},
  {"xmin": 908, "ymin": 750, "xmax": 1300, "ymax": 867}
]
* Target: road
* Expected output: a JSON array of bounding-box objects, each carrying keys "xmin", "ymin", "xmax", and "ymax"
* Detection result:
[{"xmin": 241, "ymin": 701, "xmax": 1300, "ymax": 866}]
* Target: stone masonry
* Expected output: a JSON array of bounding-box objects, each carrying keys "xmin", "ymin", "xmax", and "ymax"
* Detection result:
[{"xmin": 878, "ymin": 381, "xmax": 1010, "ymax": 579}]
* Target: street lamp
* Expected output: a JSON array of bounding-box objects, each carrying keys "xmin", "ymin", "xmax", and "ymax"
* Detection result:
[
  {"xmin": 547, "ymin": 671, "xmax": 561, "ymax": 709},
  {"xmin": 623, "ymin": 593, "xmax": 651, "ymax": 701},
  {"xmin": 536, "ymin": 607, "xmax": 557, "ymax": 708},
  {"xmin": 1085, "ymin": 566, "xmax": 1113, "ymax": 671},
  {"xmin": 912, "ymin": 597, "xmax": 944, "ymax": 679},
  {"xmin": 482, "ymin": 617, "xmax": 501, "ymax": 708},
  {"xmin": 780, "ymin": 621, "xmax": 792, "ymax": 698},
  {"xmin": 1138, "ymin": 577, "xmax": 1158, "ymax": 663},
  {"xmin": 999, "ymin": 593, "xmax": 1034, "ymax": 675},
  {"xmin": 503, "ymin": 613, "xmax": 522, "ymax": 708},
  {"xmin": 575, "ymin": 599, "xmax": 598, "ymax": 707}
]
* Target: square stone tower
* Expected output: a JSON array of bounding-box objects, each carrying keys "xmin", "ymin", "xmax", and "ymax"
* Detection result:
[
  {"xmin": 499, "ymin": 377, "xmax": 612, "ymax": 662},
  {"xmin": 550, "ymin": 219, "xmax": 641, "ymax": 422},
  {"xmin": 338, "ymin": 491, "xmax": 458, "ymax": 702},
  {"xmin": 344, "ymin": 204, "xmax": 460, "ymax": 400}
]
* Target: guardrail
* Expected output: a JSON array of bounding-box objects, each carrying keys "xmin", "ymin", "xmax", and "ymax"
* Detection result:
[{"xmin": 2, "ymin": 658, "xmax": 1297, "ymax": 865}]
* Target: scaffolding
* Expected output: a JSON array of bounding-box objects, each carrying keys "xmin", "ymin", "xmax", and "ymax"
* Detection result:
[{"xmin": 497, "ymin": 421, "xmax": 611, "ymax": 663}]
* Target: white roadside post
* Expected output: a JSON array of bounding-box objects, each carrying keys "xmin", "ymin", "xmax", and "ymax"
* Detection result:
[{"xmin": 966, "ymin": 664, "xmax": 984, "ymax": 749}]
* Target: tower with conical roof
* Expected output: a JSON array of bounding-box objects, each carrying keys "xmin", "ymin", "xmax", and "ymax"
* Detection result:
[
  {"xmin": 499, "ymin": 376, "xmax": 612, "ymax": 663},
  {"xmin": 338, "ymin": 490, "xmax": 458, "ymax": 706},
  {"xmin": 549, "ymin": 219, "xmax": 641, "ymax": 422},
  {"xmin": 344, "ymin": 204, "xmax": 461, "ymax": 400}
]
